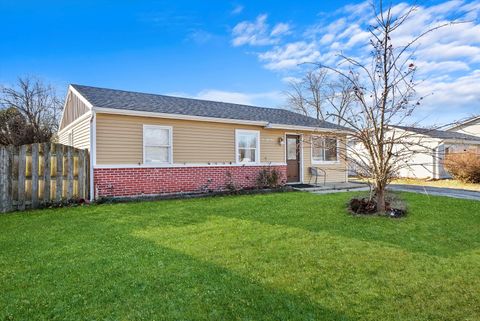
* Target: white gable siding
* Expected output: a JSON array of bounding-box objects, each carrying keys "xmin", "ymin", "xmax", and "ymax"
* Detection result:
[{"xmin": 450, "ymin": 118, "xmax": 480, "ymax": 137}]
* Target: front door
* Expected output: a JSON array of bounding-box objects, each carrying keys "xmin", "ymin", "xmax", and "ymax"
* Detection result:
[{"xmin": 286, "ymin": 135, "xmax": 300, "ymax": 183}]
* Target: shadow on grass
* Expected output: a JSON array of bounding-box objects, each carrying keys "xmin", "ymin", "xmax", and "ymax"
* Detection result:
[
  {"xmin": 0, "ymin": 216, "xmax": 350, "ymax": 321},
  {"xmin": 4, "ymin": 191, "xmax": 479, "ymax": 257},
  {"xmin": 132, "ymin": 215, "xmax": 480, "ymax": 321},
  {"xmin": 94, "ymin": 191, "xmax": 480, "ymax": 257},
  {"xmin": 1, "ymin": 196, "xmax": 479, "ymax": 321}
]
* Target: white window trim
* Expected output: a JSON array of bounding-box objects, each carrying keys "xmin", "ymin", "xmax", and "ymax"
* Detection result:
[
  {"xmin": 235, "ymin": 129, "xmax": 260, "ymax": 164},
  {"xmin": 143, "ymin": 125, "xmax": 173, "ymax": 165},
  {"xmin": 311, "ymin": 135, "xmax": 340, "ymax": 165}
]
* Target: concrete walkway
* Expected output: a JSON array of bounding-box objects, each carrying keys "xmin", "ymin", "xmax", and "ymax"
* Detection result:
[
  {"xmin": 293, "ymin": 181, "xmax": 480, "ymax": 201},
  {"xmin": 292, "ymin": 182, "xmax": 369, "ymax": 194},
  {"xmin": 388, "ymin": 184, "xmax": 480, "ymax": 201}
]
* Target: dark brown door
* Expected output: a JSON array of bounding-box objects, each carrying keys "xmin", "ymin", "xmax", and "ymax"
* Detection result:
[{"xmin": 286, "ymin": 135, "xmax": 300, "ymax": 183}]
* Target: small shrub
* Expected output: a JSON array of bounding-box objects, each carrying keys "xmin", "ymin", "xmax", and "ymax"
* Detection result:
[
  {"xmin": 348, "ymin": 197, "xmax": 378, "ymax": 215},
  {"xmin": 39, "ymin": 198, "xmax": 88, "ymax": 209},
  {"xmin": 444, "ymin": 152, "xmax": 480, "ymax": 183},
  {"xmin": 348, "ymin": 193, "xmax": 406, "ymax": 218},
  {"xmin": 256, "ymin": 167, "xmax": 282, "ymax": 188},
  {"xmin": 224, "ymin": 171, "xmax": 240, "ymax": 193}
]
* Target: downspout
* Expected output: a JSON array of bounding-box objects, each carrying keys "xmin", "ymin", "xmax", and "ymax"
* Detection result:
[{"xmin": 89, "ymin": 111, "xmax": 96, "ymax": 201}]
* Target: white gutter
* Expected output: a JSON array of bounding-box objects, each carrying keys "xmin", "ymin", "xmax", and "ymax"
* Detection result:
[
  {"xmin": 265, "ymin": 123, "xmax": 350, "ymax": 134},
  {"xmin": 443, "ymin": 138, "xmax": 480, "ymax": 145}
]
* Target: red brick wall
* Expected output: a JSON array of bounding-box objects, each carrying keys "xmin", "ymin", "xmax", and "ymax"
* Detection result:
[{"xmin": 94, "ymin": 165, "xmax": 287, "ymax": 198}]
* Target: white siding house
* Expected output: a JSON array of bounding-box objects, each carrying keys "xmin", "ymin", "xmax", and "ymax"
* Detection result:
[{"xmin": 349, "ymin": 126, "xmax": 480, "ymax": 180}]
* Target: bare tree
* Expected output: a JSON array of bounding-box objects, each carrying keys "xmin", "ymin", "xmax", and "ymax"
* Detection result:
[
  {"xmin": 286, "ymin": 69, "xmax": 355, "ymax": 127},
  {"xmin": 317, "ymin": 2, "xmax": 462, "ymax": 213},
  {"xmin": 325, "ymin": 77, "xmax": 355, "ymax": 126},
  {"xmin": 0, "ymin": 107, "xmax": 34, "ymax": 146},
  {"xmin": 285, "ymin": 69, "xmax": 328, "ymax": 120},
  {"xmin": 0, "ymin": 77, "xmax": 63, "ymax": 145},
  {"xmin": 285, "ymin": 79, "xmax": 309, "ymax": 116}
]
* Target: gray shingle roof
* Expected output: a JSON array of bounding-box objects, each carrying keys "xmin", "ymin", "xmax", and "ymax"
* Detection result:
[
  {"xmin": 71, "ymin": 84, "xmax": 349, "ymax": 131},
  {"xmin": 393, "ymin": 125, "xmax": 480, "ymax": 141}
]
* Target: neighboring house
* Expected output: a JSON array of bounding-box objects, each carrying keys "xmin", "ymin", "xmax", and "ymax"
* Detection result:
[
  {"xmin": 393, "ymin": 126, "xmax": 480, "ymax": 179},
  {"xmin": 58, "ymin": 85, "xmax": 350, "ymax": 199},
  {"xmin": 448, "ymin": 115, "xmax": 480, "ymax": 137},
  {"xmin": 349, "ymin": 125, "xmax": 480, "ymax": 180}
]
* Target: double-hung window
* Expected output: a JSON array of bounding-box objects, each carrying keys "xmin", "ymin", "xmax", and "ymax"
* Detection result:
[
  {"xmin": 312, "ymin": 136, "xmax": 338, "ymax": 163},
  {"xmin": 236, "ymin": 130, "xmax": 260, "ymax": 163},
  {"xmin": 143, "ymin": 125, "xmax": 173, "ymax": 164}
]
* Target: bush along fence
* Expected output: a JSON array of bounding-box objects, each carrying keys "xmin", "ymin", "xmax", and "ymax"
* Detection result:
[{"xmin": 0, "ymin": 143, "xmax": 89, "ymax": 213}]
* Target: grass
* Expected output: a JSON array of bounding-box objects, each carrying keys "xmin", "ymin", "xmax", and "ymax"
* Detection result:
[
  {"xmin": 1, "ymin": 192, "xmax": 479, "ymax": 321},
  {"xmin": 390, "ymin": 178, "xmax": 480, "ymax": 191}
]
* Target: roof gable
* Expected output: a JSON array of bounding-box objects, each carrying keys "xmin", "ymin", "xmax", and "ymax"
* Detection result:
[{"xmin": 71, "ymin": 84, "xmax": 348, "ymax": 131}]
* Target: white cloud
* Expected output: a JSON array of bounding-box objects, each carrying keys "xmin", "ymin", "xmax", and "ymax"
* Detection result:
[
  {"xmin": 281, "ymin": 76, "xmax": 301, "ymax": 83},
  {"xmin": 415, "ymin": 69, "xmax": 480, "ymax": 123},
  {"xmin": 271, "ymin": 23, "xmax": 291, "ymax": 36},
  {"xmin": 233, "ymin": 1, "xmax": 480, "ymax": 72},
  {"xmin": 415, "ymin": 60, "xmax": 471, "ymax": 75},
  {"xmin": 259, "ymin": 41, "xmax": 321, "ymax": 70},
  {"xmin": 230, "ymin": 0, "xmax": 480, "ymax": 123},
  {"xmin": 168, "ymin": 89, "xmax": 284, "ymax": 108},
  {"xmin": 231, "ymin": 14, "xmax": 290, "ymax": 46},
  {"xmin": 186, "ymin": 29, "xmax": 214, "ymax": 44},
  {"xmin": 231, "ymin": 5, "xmax": 244, "ymax": 15},
  {"xmin": 196, "ymin": 89, "xmax": 284, "ymax": 107},
  {"xmin": 319, "ymin": 33, "xmax": 334, "ymax": 44},
  {"xmin": 418, "ymin": 44, "xmax": 480, "ymax": 63}
]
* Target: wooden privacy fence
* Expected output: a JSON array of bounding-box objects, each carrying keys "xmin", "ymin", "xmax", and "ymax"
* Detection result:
[{"xmin": 0, "ymin": 143, "xmax": 89, "ymax": 213}]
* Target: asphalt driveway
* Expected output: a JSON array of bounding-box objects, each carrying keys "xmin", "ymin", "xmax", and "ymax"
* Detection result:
[{"xmin": 388, "ymin": 184, "xmax": 480, "ymax": 201}]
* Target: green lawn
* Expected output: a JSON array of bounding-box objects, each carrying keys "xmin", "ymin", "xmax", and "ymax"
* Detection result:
[{"xmin": 1, "ymin": 192, "xmax": 479, "ymax": 321}]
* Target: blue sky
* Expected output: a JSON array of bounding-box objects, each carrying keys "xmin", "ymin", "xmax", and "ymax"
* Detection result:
[{"xmin": 1, "ymin": 0, "xmax": 479, "ymax": 125}]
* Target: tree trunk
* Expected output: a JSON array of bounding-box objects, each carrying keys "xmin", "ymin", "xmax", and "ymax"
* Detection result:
[{"xmin": 376, "ymin": 187, "xmax": 386, "ymax": 214}]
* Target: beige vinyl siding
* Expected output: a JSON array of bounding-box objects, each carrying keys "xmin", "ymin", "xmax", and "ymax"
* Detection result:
[
  {"xmin": 95, "ymin": 113, "xmax": 285, "ymax": 165},
  {"xmin": 302, "ymin": 134, "xmax": 347, "ymax": 183},
  {"xmin": 95, "ymin": 113, "xmax": 348, "ymax": 183},
  {"xmin": 59, "ymin": 92, "xmax": 90, "ymax": 130},
  {"xmin": 58, "ymin": 116, "xmax": 90, "ymax": 150}
]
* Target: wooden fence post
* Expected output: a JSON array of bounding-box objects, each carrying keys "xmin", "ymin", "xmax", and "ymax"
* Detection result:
[
  {"xmin": 56, "ymin": 144, "xmax": 63, "ymax": 202},
  {"xmin": 43, "ymin": 143, "xmax": 51, "ymax": 203},
  {"xmin": 31, "ymin": 143, "xmax": 39, "ymax": 208},
  {"xmin": 8, "ymin": 146, "xmax": 16, "ymax": 211},
  {"xmin": 78, "ymin": 149, "xmax": 85, "ymax": 199},
  {"xmin": 17, "ymin": 145, "xmax": 26, "ymax": 211},
  {"xmin": 67, "ymin": 146, "xmax": 74, "ymax": 199},
  {"xmin": 0, "ymin": 147, "xmax": 9, "ymax": 213}
]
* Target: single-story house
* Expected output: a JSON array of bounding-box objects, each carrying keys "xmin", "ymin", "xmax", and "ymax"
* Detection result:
[
  {"xmin": 348, "ymin": 125, "xmax": 480, "ymax": 180},
  {"xmin": 448, "ymin": 115, "xmax": 480, "ymax": 137},
  {"xmin": 388, "ymin": 126, "xmax": 480, "ymax": 179},
  {"xmin": 58, "ymin": 84, "xmax": 350, "ymax": 199}
]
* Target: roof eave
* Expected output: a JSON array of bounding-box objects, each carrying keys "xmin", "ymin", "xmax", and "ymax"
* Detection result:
[
  {"xmin": 265, "ymin": 123, "xmax": 350, "ymax": 134},
  {"xmin": 446, "ymin": 115, "xmax": 480, "ymax": 130},
  {"xmin": 442, "ymin": 138, "xmax": 480, "ymax": 145}
]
